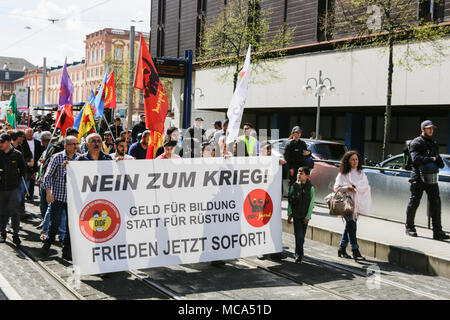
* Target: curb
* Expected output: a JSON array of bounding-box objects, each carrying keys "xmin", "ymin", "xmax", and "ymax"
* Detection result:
[
  {"xmin": 281, "ymin": 218, "xmax": 450, "ymax": 279},
  {"xmin": 0, "ymin": 273, "xmax": 22, "ymax": 300}
]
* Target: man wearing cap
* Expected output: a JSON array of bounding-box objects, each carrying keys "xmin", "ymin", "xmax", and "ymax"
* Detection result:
[
  {"xmin": 156, "ymin": 136, "xmax": 181, "ymax": 159},
  {"xmin": 284, "ymin": 126, "xmax": 312, "ymax": 186},
  {"xmin": 405, "ymin": 120, "xmax": 449, "ymax": 240},
  {"xmin": 131, "ymin": 114, "xmax": 147, "ymax": 143},
  {"xmin": 184, "ymin": 117, "xmax": 206, "ymax": 158},
  {"xmin": 109, "ymin": 117, "xmax": 124, "ymax": 140},
  {"xmin": 238, "ymin": 123, "xmax": 258, "ymax": 156},
  {"xmin": 0, "ymin": 133, "xmax": 26, "ymax": 246}
]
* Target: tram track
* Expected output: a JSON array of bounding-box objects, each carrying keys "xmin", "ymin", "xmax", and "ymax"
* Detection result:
[
  {"xmin": 19, "ymin": 207, "xmax": 450, "ymax": 300},
  {"xmin": 239, "ymin": 249, "xmax": 447, "ymax": 300},
  {"xmin": 238, "ymin": 258, "xmax": 354, "ymax": 300},
  {"xmin": 6, "ymin": 234, "xmax": 84, "ymax": 300},
  {"xmin": 302, "ymin": 254, "xmax": 446, "ymax": 300},
  {"xmin": 18, "ymin": 210, "xmax": 178, "ymax": 300}
]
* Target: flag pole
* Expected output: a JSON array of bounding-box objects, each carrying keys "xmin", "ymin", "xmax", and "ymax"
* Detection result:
[{"xmin": 103, "ymin": 114, "xmax": 116, "ymax": 144}]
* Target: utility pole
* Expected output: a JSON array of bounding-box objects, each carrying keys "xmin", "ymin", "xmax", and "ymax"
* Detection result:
[
  {"xmin": 127, "ymin": 25, "xmax": 135, "ymax": 131},
  {"xmin": 41, "ymin": 57, "xmax": 46, "ymax": 105}
]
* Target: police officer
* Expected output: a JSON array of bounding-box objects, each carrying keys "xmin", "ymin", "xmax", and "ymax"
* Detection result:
[
  {"xmin": 0, "ymin": 133, "xmax": 26, "ymax": 246},
  {"xmin": 284, "ymin": 126, "xmax": 312, "ymax": 186},
  {"xmin": 405, "ymin": 120, "xmax": 449, "ymax": 240}
]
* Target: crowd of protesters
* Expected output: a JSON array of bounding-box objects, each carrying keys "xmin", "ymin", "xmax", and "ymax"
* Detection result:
[{"xmin": 0, "ymin": 111, "xmax": 446, "ymax": 268}]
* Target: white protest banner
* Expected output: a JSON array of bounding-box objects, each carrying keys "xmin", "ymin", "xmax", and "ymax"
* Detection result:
[{"xmin": 67, "ymin": 156, "xmax": 282, "ymax": 275}]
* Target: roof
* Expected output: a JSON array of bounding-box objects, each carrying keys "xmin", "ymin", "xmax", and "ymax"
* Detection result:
[
  {"xmin": 0, "ymin": 70, "xmax": 25, "ymax": 82},
  {"xmin": 0, "ymin": 56, "xmax": 36, "ymax": 72}
]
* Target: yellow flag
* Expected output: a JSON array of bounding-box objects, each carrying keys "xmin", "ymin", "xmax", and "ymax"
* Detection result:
[{"xmin": 77, "ymin": 103, "xmax": 96, "ymax": 141}]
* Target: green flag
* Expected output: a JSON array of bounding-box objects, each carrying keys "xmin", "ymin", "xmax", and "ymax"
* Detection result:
[{"xmin": 6, "ymin": 93, "xmax": 17, "ymax": 128}]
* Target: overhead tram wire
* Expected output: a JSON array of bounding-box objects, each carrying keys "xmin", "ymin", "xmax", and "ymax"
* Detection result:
[{"xmin": 0, "ymin": 0, "xmax": 114, "ymax": 54}]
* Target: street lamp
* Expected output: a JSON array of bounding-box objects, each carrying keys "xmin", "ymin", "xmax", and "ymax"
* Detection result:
[{"xmin": 303, "ymin": 70, "xmax": 336, "ymax": 140}]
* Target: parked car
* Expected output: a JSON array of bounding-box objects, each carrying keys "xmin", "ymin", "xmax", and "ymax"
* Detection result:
[
  {"xmin": 269, "ymin": 138, "xmax": 348, "ymax": 161},
  {"xmin": 369, "ymin": 153, "xmax": 450, "ymax": 182},
  {"xmin": 269, "ymin": 138, "xmax": 348, "ymax": 196}
]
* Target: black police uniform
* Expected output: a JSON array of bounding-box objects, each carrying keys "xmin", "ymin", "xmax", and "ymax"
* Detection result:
[
  {"xmin": 0, "ymin": 146, "xmax": 26, "ymax": 241},
  {"xmin": 283, "ymin": 139, "xmax": 311, "ymax": 185},
  {"xmin": 405, "ymin": 134, "xmax": 446, "ymax": 237}
]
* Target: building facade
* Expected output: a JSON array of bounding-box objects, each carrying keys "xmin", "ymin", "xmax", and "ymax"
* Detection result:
[
  {"xmin": 151, "ymin": 0, "xmax": 450, "ymax": 162},
  {"xmin": 10, "ymin": 28, "xmax": 150, "ymax": 118}
]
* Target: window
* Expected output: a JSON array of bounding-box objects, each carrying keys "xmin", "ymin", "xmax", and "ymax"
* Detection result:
[
  {"xmin": 157, "ymin": 0, "xmax": 166, "ymax": 57},
  {"xmin": 102, "ymin": 49, "xmax": 105, "ymax": 61},
  {"xmin": 317, "ymin": 0, "xmax": 334, "ymax": 42},
  {"xmin": 5, "ymin": 72, "xmax": 9, "ymax": 80},
  {"xmin": 382, "ymin": 156, "xmax": 405, "ymax": 169},
  {"xmin": 195, "ymin": 0, "xmax": 207, "ymax": 57},
  {"xmin": 419, "ymin": 0, "xmax": 445, "ymax": 23},
  {"xmin": 115, "ymin": 47, "xmax": 123, "ymax": 60}
]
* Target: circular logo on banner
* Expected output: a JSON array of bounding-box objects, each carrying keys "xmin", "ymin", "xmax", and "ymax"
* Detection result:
[
  {"xmin": 79, "ymin": 199, "xmax": 121, "ymax": 243},
  {"xmin": 243, "ymin": 189, "xmax": 273, "ymax": 228}
]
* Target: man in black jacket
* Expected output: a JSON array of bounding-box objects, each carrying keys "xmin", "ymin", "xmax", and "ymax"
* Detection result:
[
  {"xmin": 109, "ymin": 117, "xmax": 124, "ymax": 140},
  {"xmin": 405, "ymin": 120, "xmax": 449, "ymax": 240},
  {"xmin": 284, "ymin": 126, "xmax": 312, "ymax": 186},
  {"xmin": 131, "ymin": 114, "xmax": 147, "ymax": 143},
  {"xmin": 0, "ymin": 133, "xmax": 26, "ymax": 246}
]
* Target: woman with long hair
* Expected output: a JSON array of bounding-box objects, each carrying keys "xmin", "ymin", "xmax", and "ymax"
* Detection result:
[{"xmin": 334, "ymin": 150, "xmax": 372, "ymax": 261}]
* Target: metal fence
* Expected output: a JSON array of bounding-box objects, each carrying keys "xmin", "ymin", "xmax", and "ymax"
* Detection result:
[{"xmin": 293, "ymin": 160, "xmax": 450, "ymax": 232}]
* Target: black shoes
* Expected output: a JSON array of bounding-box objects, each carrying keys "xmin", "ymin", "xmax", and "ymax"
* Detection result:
[
  {"xmin": 338, "ymin": 247, "xmax": 352, "ymax": 259},
  {"xmin": 295, "ymin": 257, "xmax": 302, "ymax": 264},
  {"xmin": 210, "ymin": 260, "xmax": 226, "ymax": 266},
  {"xmin": 352, "ymin": 249, "xmax": 366, "ymax": 261},
  {"xmin": 433, "ymin": 231, "xmax": 450, "ymax": 241},
  {"xmin": 406, "ymin": 227, "xmax": 418, "ymax": 237},
  {"xmin": 41, "ymin": 243, "xmax": 51, "ymax": 257},
  {"xmin": 62, "ymin": 251, "xmax": 72, "ymax": 261},
  {"xmin": 12, "ymin": 235, "xmax": 21, "ymax": 247}
]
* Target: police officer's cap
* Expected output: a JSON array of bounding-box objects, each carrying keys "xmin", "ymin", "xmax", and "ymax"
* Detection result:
[
  {"xmin": 421, "ymin": 120, "xmax": 437, "ymax": 129},
  {"xmin": 291, "ymin": 126, "xmax": 302, "ymax": 133},
  {"xmin": 195, "ymin": 117, "xmax": 204, "ymax": 121}
]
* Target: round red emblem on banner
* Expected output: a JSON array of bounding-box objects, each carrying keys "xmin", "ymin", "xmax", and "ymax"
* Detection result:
[
  {"xmin": 79, "ymin": 199, "xmax": 121, "ymax": 243},
  {"xmin": 243, "ymin": 189, "xmax": 273, "ymax": 228}
]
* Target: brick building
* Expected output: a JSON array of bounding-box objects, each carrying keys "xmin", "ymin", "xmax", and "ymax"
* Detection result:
[{"xmin": 16, "ymin": 28, "xmax": 149, "ymax": 117}]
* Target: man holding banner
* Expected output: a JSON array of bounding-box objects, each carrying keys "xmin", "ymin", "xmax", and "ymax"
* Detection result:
[{"xmin": 41, "ymin": 135, "xmax": 80, "ymax": 260}]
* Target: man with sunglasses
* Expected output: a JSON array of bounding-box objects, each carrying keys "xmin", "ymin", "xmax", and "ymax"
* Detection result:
[{"xmin": 40, "ymin": 135, "xmax": 80, "ymax": 260}]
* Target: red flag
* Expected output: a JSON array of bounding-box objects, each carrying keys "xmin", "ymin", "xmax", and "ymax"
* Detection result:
[
  {"xmin": 56, "ymin": 104, "xmax": 74, "ymax": 137},
  {"xmin": 104, "ymin": 71, "xmax": 117, "ymax": 109},
  {"xmin": 134, "ymin": 33, "xmax": 168, "ymax": 137}
]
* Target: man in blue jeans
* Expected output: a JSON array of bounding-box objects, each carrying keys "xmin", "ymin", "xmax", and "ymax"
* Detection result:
[{"xmin": 40, "ymin": 136, "xmax": 80, "ymax": 260}]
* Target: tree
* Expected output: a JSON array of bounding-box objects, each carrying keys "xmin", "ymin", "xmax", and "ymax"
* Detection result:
[
  {"xmin": 326, "ymin": 0, "xmax": 449, "ymax": 159},
  {"xmin": 196, "ymin": 0, "xmax": 293, "ymax": 91}
]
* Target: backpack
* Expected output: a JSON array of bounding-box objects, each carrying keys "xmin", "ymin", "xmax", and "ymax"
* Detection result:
[{"xmin": 403, "ymin": 140, "xmax": 413, "ymax": 171}]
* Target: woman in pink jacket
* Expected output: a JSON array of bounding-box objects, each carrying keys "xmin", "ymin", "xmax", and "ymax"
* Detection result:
[{"xmin": 334, "ymin": 150, "xmax": 372, "ymax": 261}]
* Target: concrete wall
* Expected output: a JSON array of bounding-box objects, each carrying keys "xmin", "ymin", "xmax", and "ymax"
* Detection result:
[{"xmin": 193, "ymin": 37, "xmax": 450, "ymax": 110}]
